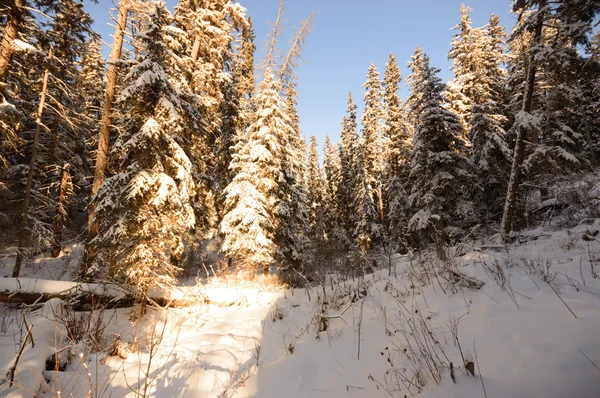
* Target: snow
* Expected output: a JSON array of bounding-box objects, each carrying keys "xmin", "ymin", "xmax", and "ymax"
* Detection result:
[
  {"xmin": 1, "ymin": 223, "xmax": 600, "ymax": 397},
  {"xmin": 0, "ymin": 299, "xmax": 68, "ymax": 398},
  {"xmin": 11, "ymin": 39, "xmax": 41, "ymax": 55}
]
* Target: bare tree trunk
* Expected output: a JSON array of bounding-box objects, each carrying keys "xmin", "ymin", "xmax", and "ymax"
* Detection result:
[
  {"xmin": 377, "ymin": 181, "xmax": 385, "ymax": 223},
  {"xmin": 191, "ymin": 33, "xmax": 201, "ymax": 64},
  {"xmin": 48, "ymin": 27, "xmax": 70, "ymax": 164},
  {"xmin": 583, "ymin": 115, "xmax": 596, "ymax": 168},
  {"xmin": 82, "ymin": 1, "xmax": 129, "ymax": 277},
  {"xmin": 0, "ymin": 0, "xmax": 24, "ymax": 87},
  {"xmin": 51, "ymin": 163, "xmax": 71, "ymax": 258},
  {"xmin": 13, "ymin": 48, "xmax": 52, "ymax": 277},
  {"xmin": 501, "ymin": 5, "xmax": 545, "ymax": 243}
]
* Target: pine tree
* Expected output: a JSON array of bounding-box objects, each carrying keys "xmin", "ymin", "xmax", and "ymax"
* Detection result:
[
  {"xmin": 407, "ymin": 53, "xmax": 475, "ymax": 257},
  {"xmin": 89, "ymin": 4, "xmax": 196, "ymax": 299}
]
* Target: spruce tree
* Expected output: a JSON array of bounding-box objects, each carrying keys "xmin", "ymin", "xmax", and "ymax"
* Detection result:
[
  {"xmin": 382, "ymin": 53, "xmax": 411, "ymax": 247},
  {"xmin": 360, "ymin": 63, "xmax": 385, "ymax": 225},
  {"xmin": 407, "ymin": 53, "xmax": 475, "ymax": 256},
  {"xmin": 355, "ymin": 168, "xmax": 383, "ymax": 254},
  {"xmin": 307, "ymin": 136, "xmax": 323, "ymax": 233},
  {"xmin": 446, "ymin": 4, "xmax": 478, "ymax": 134},
  {"xmin": 501, "ymin": 0, "xmax": 600, "ymax": 240},
  {"xmin": 336, "ymin": 92, "xmax": 360, "ymax": 245},
  {"xmin": 275, "ymin": 81, "xmax": 311, "ymax": 276},
  {"xmin": 406, "ymin": 47, "xmax": 426, "ymax": 127},
  {"xmin": 221, "ymin": 69, "xmax": 297, "ymax": 276},
  {"xmin": 469, "ymin": 14, "xmax": 511, "ymax": 219},
  {"xmin": 89, "ymin": 4, "xmax": 196, "ymax": 298},
  {"xmin": 383, "ymin": 53, "xmax": 411, "ymax": 182}
]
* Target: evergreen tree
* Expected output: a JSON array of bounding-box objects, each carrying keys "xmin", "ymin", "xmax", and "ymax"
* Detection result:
[
  {"xmin": 89, "ymin": 4, "xmax": 196, "ymax": 297},
  {"xmin": 382, "ymin": 53, "xmax": 411, "ymax": 245},
  {"xmin": 469, "ymin": 14, "xmax": 511, "ymax": 219},
  {"xmin": 354, "ymin": 168, "xmax": 383, "ymax": 253},
  {"xmin": 446, "ymin": 4, "xmax": 478, "ymax": 134},
  {"xmin": 213, "ymin": 14, "xmax": 254, "ymax": 224},
  {"xmin": 42, "ymin": 0, "xmax": 97, "ymax": 185},
  {"xmin": 407, "ymin": 53, "xmax": 475, "ymax": 255},
  {"xmin": 322, "ymin": 135, "xmax": 340, "ymax": 214},
  {"xmin": 360, "ymin": 63, "xmax": 385, "ymax": 225},
  {"xmin": 78, "ymin": 36, "xmax": 106, "ymax": 130},
  {"xmin": 275, "ymin": 81, "xmax": 312, "ymax": 276},
  {"xmin": 221, "ymin": 69, "xmax": 303, "ymax": 276},
  {"xmin": 321, "ymin": 135, "xmax": 346, "ymax": 254},
  {"xmin": 406, "ymin": 47, "xmax": 426, "ymax": 127},
  {"xmin": 501, "ymin": 0, "xmax": 600, "ymax": 239},
  {"xmin": 173, "ymin": 0, "xmax": 249, "ymax": 234},
  {"xmin": 383, "ymin": 53, "xmax": 412, "ymax": 180},
  {"xmin": 336, "ymin": 92, "xmax": 360, "ymax": 244},
  {"xmin": 306, "ymin": 136, "xmax": 323, "ymax": 232}
]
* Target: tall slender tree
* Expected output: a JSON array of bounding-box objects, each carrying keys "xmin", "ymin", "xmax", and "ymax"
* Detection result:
[
  {"xmin": 337, "ymin": 92, "xmax": 360, "ymax": 244},
  {"xmin": 360, "ymin": 63, "xmax": 385, "ymax": 225}
]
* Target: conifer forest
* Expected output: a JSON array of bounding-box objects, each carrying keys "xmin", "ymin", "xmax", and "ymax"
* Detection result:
[{"xmin": 0, "ymin": 1, "xmax": 600, "ymax": 397}]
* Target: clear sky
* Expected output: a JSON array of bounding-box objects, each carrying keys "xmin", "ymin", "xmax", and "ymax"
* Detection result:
[{"xmin": 85, "ymin": 0, "xmax": 515, "ymax": 149}]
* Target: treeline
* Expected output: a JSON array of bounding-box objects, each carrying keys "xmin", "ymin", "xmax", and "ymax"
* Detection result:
[{"xmin": 0, "ymin": 0, "xmax": 599, "ymax": 296}]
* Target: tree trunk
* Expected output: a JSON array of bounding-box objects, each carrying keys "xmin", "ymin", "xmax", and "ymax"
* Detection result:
[
  {"xmin": 0, "ymin": 279, "xmax": 198, "ymax": 310},
  {"xmin": 51, "ymin": 163, "xmax": 71, "ymax": 258},
  {"xmin": 501, "ymin": 4, "xmax": 545, "ymax": 243},
  {"xmin": 48, "ymin": 27, "xmax": 70, "ymax": 165},
  {"xmin": 13, "ymin": 48, "xmax": 52, "ymax": 278},
  {"xmin": 583, "ymin": 115, "xmax": 596, "ymax": 168},
  {"xmin": 0, "ymin": 0, "xmax": 24, "ymax": 87},
  {"xmin": 377, "ymin": 180, "xmax": 385, "ymax": 223},
  {"xmin": 82, "ymin": 1, "xmax": 129, "ymax": 277},
  {"xmin": 191, "ymin": 32, "xmax": 202, "ymax": 64}
]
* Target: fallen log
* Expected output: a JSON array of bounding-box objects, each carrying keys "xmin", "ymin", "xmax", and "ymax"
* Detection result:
[{"xmin": 0, "ymin": 278, "xmax": 202, "ymax": 310}]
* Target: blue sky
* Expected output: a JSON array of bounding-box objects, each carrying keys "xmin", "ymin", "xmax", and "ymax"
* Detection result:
[{"xmin": 85, "ymin": 0, "xmax": 515, "ymax": 148}]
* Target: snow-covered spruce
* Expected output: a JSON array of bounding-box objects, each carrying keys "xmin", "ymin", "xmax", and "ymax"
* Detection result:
[
  {"xmin": 407, "ymin": 53, "xmax": 476, "ymax": 248},
  {"xmin": 89, "ymin": 3, "xmax": 196, "ymax": 297}
]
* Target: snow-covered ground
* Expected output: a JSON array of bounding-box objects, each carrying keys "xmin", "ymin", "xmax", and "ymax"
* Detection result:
[{"xmin": 1, "ymin": 221, "xmax": 600, "ymax": 397}]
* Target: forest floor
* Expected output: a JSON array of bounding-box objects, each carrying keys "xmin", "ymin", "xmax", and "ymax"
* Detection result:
[{"xmin": 1, "ymin": 221, "xmax": 600, "ymax": 397}]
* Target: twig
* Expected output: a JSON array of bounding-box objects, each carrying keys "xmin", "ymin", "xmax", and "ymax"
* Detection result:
[
  {"xmin": 8, "ymin": 324, "xmax": 34, "ymax": 386},
  {"xmin": 357, "ymin": 296, "xmax": 365, "ymax": 360},
  {"xmin": 480, "ymin": 289, "xmax": 500, "ymax": 304},
  {"xmin": 549, "ymin": 284, "xmax": 578, "ymax": 319},
  {"xmin": 579, "ymin": 349, "xmax": 600, "ymax": 373},
  {"xmin": 473, "ymin": 340, "xmax": 488, "ymax": 398}
]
